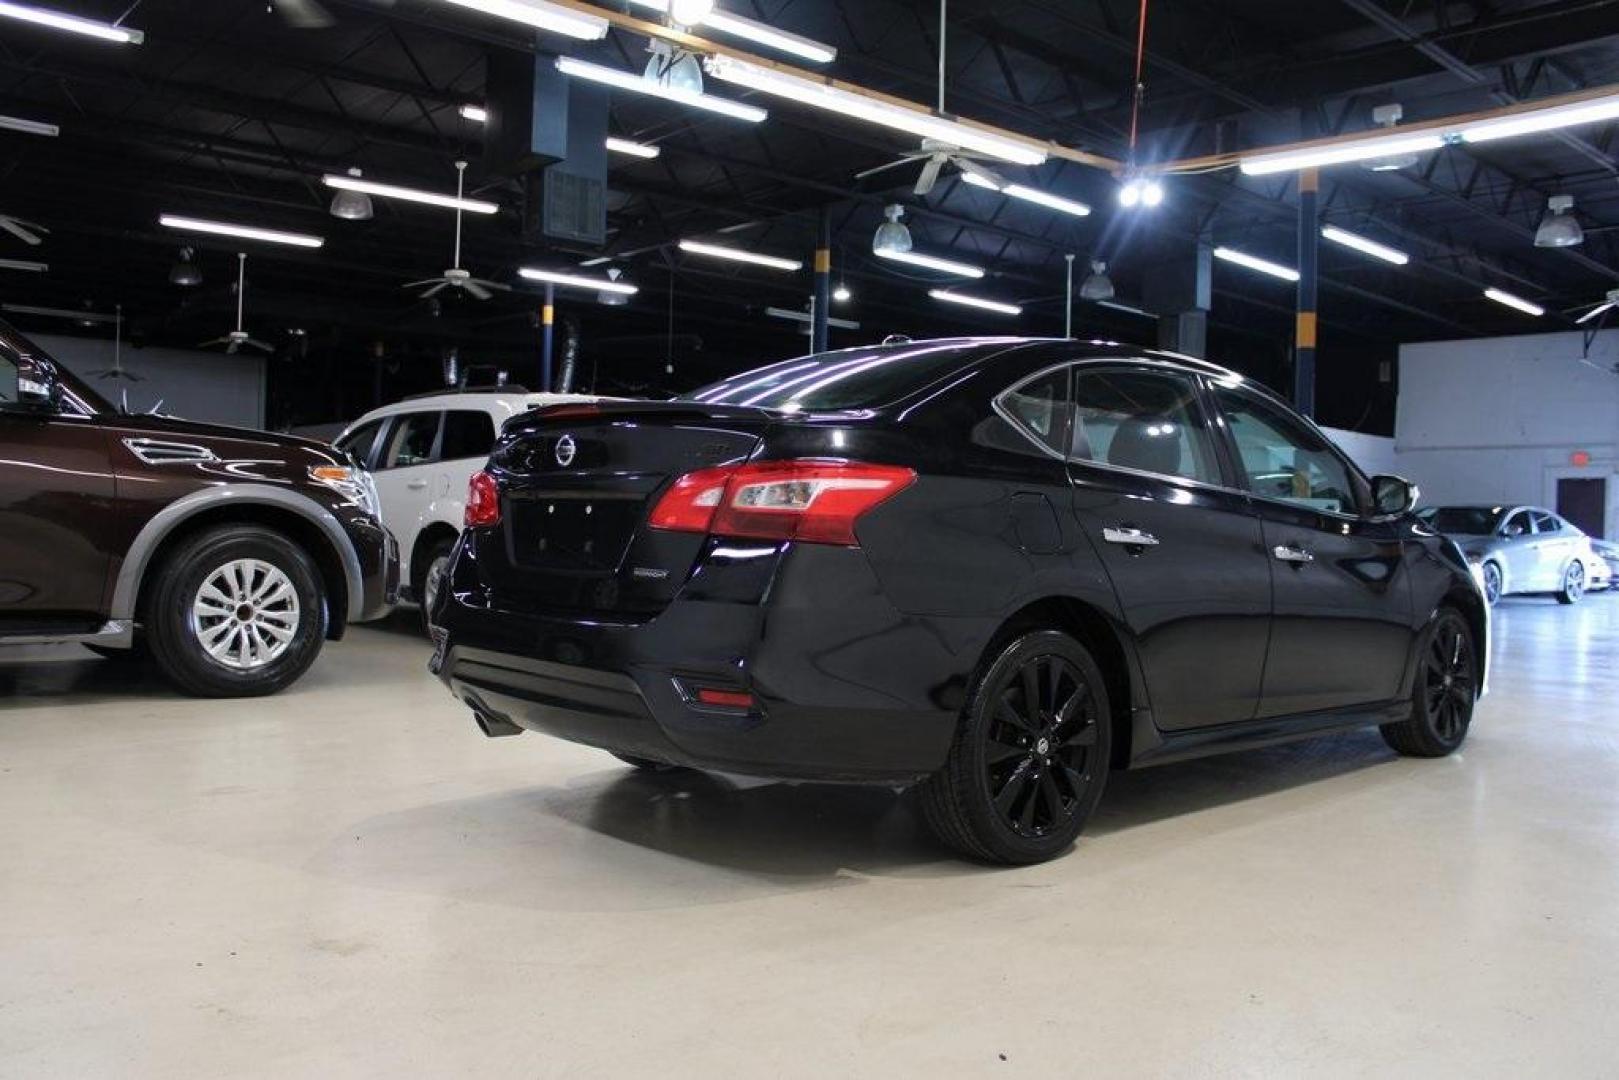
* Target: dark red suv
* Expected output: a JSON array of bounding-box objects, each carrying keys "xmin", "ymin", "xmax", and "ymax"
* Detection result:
[{"xmin": 0, "ymin": 321, "xmax": 397, "ymax": 696}]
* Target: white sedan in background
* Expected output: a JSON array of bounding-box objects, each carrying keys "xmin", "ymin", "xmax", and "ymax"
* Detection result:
[
  {"xmin": 1419, "ymin": 504, "xmax": 1611, "ymax": 605},
  {"xmin": 335, "ymin": 387, "xmax": 600, "ymax": 629}
]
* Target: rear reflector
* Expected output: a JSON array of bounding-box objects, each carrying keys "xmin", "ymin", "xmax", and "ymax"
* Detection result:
[
  {"xmin": 695, "ymin": 687, "xmax": 756, "ymax": 709},
  {"xmin": 465, "ymin": 470, "xmax": 501, "ymax": 528},
  {"xmin": 649, "ymin": 459, "xmax": 916, "ymax": 546}
]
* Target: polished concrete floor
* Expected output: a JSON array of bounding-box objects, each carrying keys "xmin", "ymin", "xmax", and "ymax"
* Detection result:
[{"xmin": 2, "ymin": 596, "xmax": 1617, "ymax": 1077}]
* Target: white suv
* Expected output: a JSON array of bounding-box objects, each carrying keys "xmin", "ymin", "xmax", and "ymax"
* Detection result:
[{"xmin": 334, "ymin": 388, "xmax": 599, "ymax": 628}]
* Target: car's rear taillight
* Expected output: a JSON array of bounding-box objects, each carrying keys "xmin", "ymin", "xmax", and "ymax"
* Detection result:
[
  {"xmin": 465, "ymin": 470, "xmax": 501, "ymax": 528},
  {"xmin": 648, "ymin": 460, "xmax": 916, "ymax": 546}
]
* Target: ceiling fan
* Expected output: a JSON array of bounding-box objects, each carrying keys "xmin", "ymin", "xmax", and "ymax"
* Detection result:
[
  {"xmin": 0, "ymin": 213, "xmax": 48, "ymax": 246},
  {"xmin": 855, "ymin": 138, "xmax": 1007, "ymax": 196},
  {"xmin": 404, "ymin": 161, "xmax": 509, "ymax": 302},
  {"xmin": 201, "ymin": 253, "xmax": 275, "ymax": 355}
]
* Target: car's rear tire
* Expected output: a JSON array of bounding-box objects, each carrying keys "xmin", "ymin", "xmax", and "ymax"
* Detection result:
[
  {"xmin": 611, "ymin": 752, "xmax": 681, "ymax": 772},
  {"xmin": 1557, "ymin": 561, "xmax": 1585, "ymax": 605},
  {"xmin": 416, "ymin": 537, "xmax": 455, "ymax": 634},
  {"xmin": 919, "ymin": 630, "xmax": 1111, "ymax": 865},
  {"xmin": 1380, "ymin": 608, "xmax": 1477, "ymax": 758},
  {"xmin": 145, "ymin": 525, "xmax": 328, "ymax": 698}
]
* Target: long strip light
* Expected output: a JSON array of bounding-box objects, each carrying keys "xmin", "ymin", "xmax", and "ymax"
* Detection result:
[
  {"xmin": 1483, "ymin": 287, "xmax": 1544, "ymax": 317},
  {"xmin": 606, "ymin": 136, "xmax": 661, "ymax": 159},
  {"xmin": 0, "ymin": 1, "xmax": 143, "ymax": 43},
  {"xmin": 1098, "ymin": 299, "xmax": 1155, "ymax": 319},
  {"xmin": 557, "ymin": 56, "xmax": 767, "ymax": 123},
  {"xmin": 875, "ymin": 248, "xmax": 985, "ymax": 278},
  {"xmin": 1462, "ymin": 95, "xmax": 1619, "ymax": 144},
  {"xmin": 519, "ymin": 267, "xmax": 638, "ymax": 295},
  {"xmin": 321, "ymin": 173, "xmax": 498, "ymax": 215},
  {"xmin": 159, "ymin": 214, "xmax": 324, "ymax": 249},
  {"xmin": 679, "ymin": 239, "xmax": 801, "ymax": 271},
  {"xmin": 624, "ymin": 0, "xmax": 837, "ymax": 63},
  {"xmin": 705, "ymin": 54, "xmax": 1046, "ymax": 166},
  {"xmin": 0, "ymin": 258, "xmax": 48, "ymax": 272},
  {"xmin": 1321, "ymin": 225, "xmax": 1410, "ymax": 266},
  {"xmin": 1240, "ymin": 132, "xmax": 1445, "ymax": 176},
  {"xmin": 1213, "ymin": 246, "xmax": 1299, "ymax": 282},
  {"xmin": 930, "ymin": 288, "xmax": 1022, "ymax": 316},
  {"xmin": 436, "ymin": 0, "xmax": 607, "ymax": 39},
  {"xmin": 458, "ymin": 104, "xmax": 488, "ymax": 123},
  {"xmin": 960, "ymin": 171, "xmax": 1091, "ymax": 216},
  {"xmin": 0, "ymin": 114, "xmax": 59, "ymax": 137}
]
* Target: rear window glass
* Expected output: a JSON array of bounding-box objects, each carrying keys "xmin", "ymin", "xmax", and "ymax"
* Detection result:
[
  {"xmin": 682, "ymin": 341, "xmax": 1000, "ymax": 411},
  {"xmin": 441, "ymin": 410, "xmax": 497, "ymax": 460}
]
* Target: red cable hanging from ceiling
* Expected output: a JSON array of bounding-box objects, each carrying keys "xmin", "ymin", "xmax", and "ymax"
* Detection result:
[{"xmin": 1127, "ymin": 0, "xmax": 1151, "ymax": 158}]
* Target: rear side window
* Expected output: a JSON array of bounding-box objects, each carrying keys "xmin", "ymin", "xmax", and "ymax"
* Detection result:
[
  {"xmin": 441, "ymin": 410, "xmax": 497, "ymax": 461},
  {"xmin": 380, "ymin": 412, "xmax": 442, "ymax": 470},
  {"xmin": 999, "ymin": 368, "xmax": 1070, "ymax": 455},
  {"xmin": 1070, "ymin": 369, "xmax": 1222, "ymax": 485},
  {"xmin": 336, "ymin": 418, "xmax": 385, "ymax": 468}
]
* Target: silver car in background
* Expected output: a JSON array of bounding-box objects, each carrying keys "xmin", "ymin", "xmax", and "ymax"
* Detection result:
[{"xmin": 1418, "ymin": 505, "xmax": 1611, "ymax": 605}]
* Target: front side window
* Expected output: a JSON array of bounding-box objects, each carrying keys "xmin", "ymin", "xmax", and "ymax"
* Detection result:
[
  {"xmin": 1070, "ymin": 368, "xmax": 1222, "ymax": 485},
  {"xmin": 1215, "ymin": 387, "xmax": 1361, "ymax": 515},
  {"xmin": 380, "ymin": 412, "xmax": 442, "ymax": 470},
  {"xmin": 336, "ymin": 419, "xmax": 385, "ymax": 468},
  {"xmin": 1501, "ymin": 510, "xmax": 1532, "ymax": 537}
]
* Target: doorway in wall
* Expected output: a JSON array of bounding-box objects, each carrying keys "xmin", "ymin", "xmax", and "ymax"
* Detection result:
[{"xmin": 1557, "ymin": 477, "xmax": 1607, "ymax": 538}]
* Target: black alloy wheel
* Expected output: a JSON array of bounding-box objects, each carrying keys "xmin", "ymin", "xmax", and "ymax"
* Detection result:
[
  {"xmin": 1381, "ymin": 608, "xmax": 1477, "ymax": 757},
  {"xmin": 921, "ymin": 630, "xmax": 1112, "ymax": 864}
]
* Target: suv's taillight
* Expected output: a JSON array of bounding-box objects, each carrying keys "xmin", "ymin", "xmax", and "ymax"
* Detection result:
[
  {"xmin": 649, "ymin": 460, "xmax": 916, "ymax": 546},
  {"xmin": 465, "ymin": 470, "xmax": 501, "ymax": 528}
]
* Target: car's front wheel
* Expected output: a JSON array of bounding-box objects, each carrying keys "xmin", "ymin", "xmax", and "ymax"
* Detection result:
[
  {"xmin": 1481, "ymin": 561, "xmax": 1502, "ymax": 605},
  {"xmin": 1380, "ymin": 608, "xmax": 1477, "ymax": 758},
  {"xmin": 1557, "ymin": 560, "xmax": 1586, "ymax": 605},
  {"xmin": 145, "ymin": 524, "xmax": 328, "ymax": 697},
  {"xmin": 920, "ymin": 630, "xmax": 1111, "ymax": 864}
]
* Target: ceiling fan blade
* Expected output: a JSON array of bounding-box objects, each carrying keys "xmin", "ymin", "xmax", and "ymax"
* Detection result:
[
  {"xmin": 199, "ymin": 337, "xmax": 228, "ymax": 348},
  {"xmin": 470, "ymin": 278, "xmax": 511, "ymax": 292},
  {"xmin": 274, "ymin": 0, "xmax": 337, "ymax": 28},
  {"xmin": 0, "ymin": 217, "xmax": 45, "ymax": 245},
  {"xmin": 463, "ymin": 281, "xmax": 493, "ymax": 301},
  {"xmin": 914, "ymin": 155, "xmax": 945, "ymax": 197},
  {"xmin": 1576, "ymin": 301, "xmax": 1616, "ymax": 325},
  {"xmin": 419, "ymin": 282, "xmax": 450, "ymax": 299},
  {"xmin": 226, "ymin": 341, "xmax": 241, "ymax": 355},
  {"xmin": 854, "ymin": 155, "xmax": 929, "ymax": 182},
  {"xmin": 247, "ymin": 339, "xmax": 275, "ymax": 353},
  {"xmin": 403, "ymin": 278, "xmax": 445, "ymax": 289}
]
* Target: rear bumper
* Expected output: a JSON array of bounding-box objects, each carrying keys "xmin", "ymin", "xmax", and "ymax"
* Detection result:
[{"xmin": 431, "ymin": 541, "xmax": 974, "ymax": 783}]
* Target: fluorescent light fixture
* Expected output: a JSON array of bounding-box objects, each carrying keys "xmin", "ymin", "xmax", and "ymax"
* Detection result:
[
  {"xmin": 1462, "ymin": 94, "xmax": 1619, "ymax": 144},
  {"xmin": 0, "ymin": 113, "xmax": 58, "ymax": 137},
  {"xmin": 1321, "ymin": 225, "xmax": 1410, "ymax": 266},
  {"xmin": 930, "ymin": 288, "xmax": 1021, "ymax": 316},
  {"xmin": 960, "ymin": 171, "xmax": 1090, "ymax": 216},
  {"xmin": 1483, "ymin": 287, "xmax": 1544, "ymax": 317},
  {"xmin": 557, "ymin": 56, "xmax": 767, "ymax": 123},
  {"xmin": 606, "ymin": 136, "xmax": 661, "ymax": 159},
  {"xmin": 436, "ymin": 0, "xmax": 607, "ymax": 39},
  {"xmin": 624, "ymin": 0, "xmax": 837, "ymax": 63},
  {"xmin": 0, "ymin": 1, "xmax": 143, "ymax": 43},
  {"xmin": 0, "ymin": 258, "xmax": 48, "ymax": 272},
  {"xmin": 519, "ymin": 267, "xmax": 639, "ymax": 295},
  {"xmin": 458, "ymin": 104, "xmax": 488, "ymax": 123},
  {"xmin": 321, "ymin": 173, "xmax": 498, "ymax": 215},
  {"xmin": 159, "ymin": 214, "xmax": 324, "ymax": 249},
  {"xmin": 1213, "ymin": 246, "xmax": 1299, "ymax": 282},
  {"xmin": 874, "ymin": 248, "xmax": 985, "ymax": 278},
  {"xmin": 765, "ymin": 307, "xmax": 861, "ymax": 330},
  {"xmin": 705, "ymin": 54, "xmax": 1046, "ymax": 165},
  {"xmin": 1240, "ymin": 132, "xmax": 1445, "ymax": 176},
  {"xmin": 1098, "ymin": 299, "xmax": 1155, "ymax": 319},
  {"xmin": 679, "ymin": 239, "xmax": 802, "ymax": 271}
]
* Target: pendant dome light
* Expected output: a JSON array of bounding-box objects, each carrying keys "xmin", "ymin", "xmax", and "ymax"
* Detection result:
[
  {"xmin": 1535, "ymin": 195, "xmax": 1584, "ymax": 248},
  {"xmin": 1080, "ymin": 260, "xmax": 1115, "ymax": 301},
  {"xmin": 169, "ymin": 246, "xmax": 202, "ymax": 287},
  {"xmin": 873, "ymin": 204, "xmax": 913, "ymax": 255},
  {"xmin": 329, "ymin": 167, "xmax": 374, "ymax": 221}
]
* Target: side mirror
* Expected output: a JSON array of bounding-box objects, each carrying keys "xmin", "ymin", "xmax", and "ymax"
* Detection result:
[
  {"xmin": 1371, "ymin": 474, "xmax": 1417, "ymax": 518},
  {"xmin": 10, "ymin": 355, "xmax": 62, "ymax": 411}
]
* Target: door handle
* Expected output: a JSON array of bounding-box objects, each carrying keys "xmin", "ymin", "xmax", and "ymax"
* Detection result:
[
  {"xmin": 1103, "ymin": 526, "xmax": 1160, "ymax": 547},
  {"xmin": 406, "ymin": 479, "xmax": 428, "ymax": 491},
  {"xmin": 1274, "ymin": 544, "xmax": 1315, "ymax": 564}
]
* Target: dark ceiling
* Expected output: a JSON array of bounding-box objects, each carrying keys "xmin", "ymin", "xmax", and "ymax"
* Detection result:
[{"xmin": 3, "ymin": 0, "xmax": 1619, "ymax": 430}]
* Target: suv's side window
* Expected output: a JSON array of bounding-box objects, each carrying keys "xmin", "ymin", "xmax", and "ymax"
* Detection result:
[
  {"xmin": 1214, "ymin": 387, "xmax": 1361, "ymax": 515},
  {"xmin": 0, "ymin": 349, "xmax": 18, "ymax": 405},
  {"xmin": 335, "ymin": 419, "xmax": 385, "ymax": 469},
  {"xmin": 379, "ymin": 412, "xmax": 442, "ymax": 470},
  {"xmin": 440, "ymin": 410, "xmax": 498, "ymax": 461},
  {"xmin": 1070, "ymin": 368, "xmax": 1222, "ymax": 485}
]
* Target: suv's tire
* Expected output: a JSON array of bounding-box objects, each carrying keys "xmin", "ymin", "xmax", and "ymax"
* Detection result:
[
  {"xmin": 919, "ymin": 630, "xmax": 1111, "ymax": 865},
  {"xmin": 1557, "ymin": 561, "xmax": 1586, "ymax": 605},
  {"xmin": 416, "ymin": 537, "xmax": 456, "ymax": 635},
  {"xmin": 145, "ymin": 525, "xmax": 328, "ymax": 698},
  {"xmin": 611, "ymin": 752, "xmax": 681, "ymax": 772},
  {"xmin": 1380, "ymin": 608, "xmax": 1477, "ymax": 758}
]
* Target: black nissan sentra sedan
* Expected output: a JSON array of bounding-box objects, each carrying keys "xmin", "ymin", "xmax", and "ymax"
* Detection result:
[{"xmin": 430, "ymin": 337, "xmax": 1487, "ymax": 864}]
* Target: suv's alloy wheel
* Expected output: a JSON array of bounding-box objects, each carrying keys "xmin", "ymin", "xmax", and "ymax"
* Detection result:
[{"xmin": 921, "ymin": 630, "xmax": 1111, "ymax": 864}]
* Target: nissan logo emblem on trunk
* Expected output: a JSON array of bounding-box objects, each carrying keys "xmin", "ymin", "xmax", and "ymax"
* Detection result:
[{"xmin": 555, "ymin": 434, "xmax": 577, "ymax": 468}]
